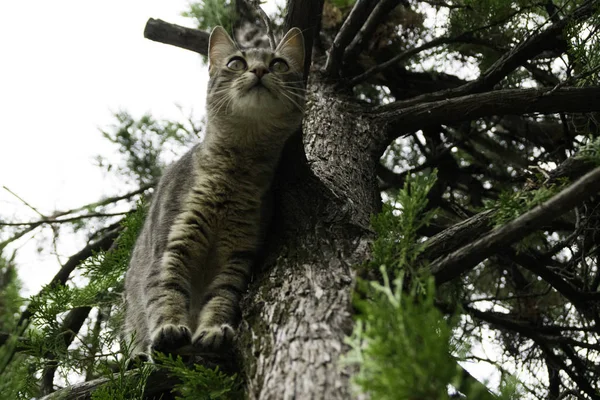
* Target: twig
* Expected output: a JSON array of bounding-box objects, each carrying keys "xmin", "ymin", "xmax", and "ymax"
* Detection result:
[
  {"xmin": 0, "ymin": 212, "xmax": 130, "ymax": 227},
  {"xmin": 2, "ymin": 186, "xmax": 45, "ymax": 218},
  {"xmin": 430, "ymin": 165, "xmax": 600, "ymax": 284},
  {"xmin": 349, "ymin": 35, "xmax": 458, "ymax": 85}
]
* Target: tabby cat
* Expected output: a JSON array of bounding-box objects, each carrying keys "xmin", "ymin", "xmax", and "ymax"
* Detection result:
[{"xmin": 123, "ymin": 26, "xmax": 305, "ymax": 359}]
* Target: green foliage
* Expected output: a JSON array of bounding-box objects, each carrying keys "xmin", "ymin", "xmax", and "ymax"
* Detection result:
[
  {"xmin": 567, "ymin": 4, "xmax": 600, "ymax": 86},
  {"xmin": 368, "ymin": 170, "xmax": 437, "ymax": 276},
  {"xmin": 346, "ymin": 172, "xmax": 460, "ymax": 398},
  {"xmin": 183, "ymin": 0, "xmax": 237, "ymax": 34},
  {"xmin": 91, "ymin": 360, "xmax": 153, "ymax": 400},
  {"xmin": 0, "ymin": 254, "xmax": 32, "ymax": 399},
  {"xmin": 348, "ymin": 171, "xmax": 521, "ymax": 399},
  {"xmin": 27, "ymin": 202, "xmax": 145, "ymax": 323},
  {"xmin": 576, "ymin": 135, "xmax": 600, "ymax": 165},
  {"xmin": 0, "ymin": 253, "xmax": 22, "ymax": 331},
  {"xmin": 1, "ymin": 204, "xmax": 147, "ymax": 398},
  {"xmin": 154, "ymin": 353, "xmax": 243, "ymax": 400},
  {"xmin": 345, "ymin": 269, "xmax": 461, "ymax": 400},
  {"xmin": 99, "ymin": 111, "xmax": 200, "ymax": 185},
  {"xmin": 488, "ymin": 180, "xmax": 566, "ymax": 228}
]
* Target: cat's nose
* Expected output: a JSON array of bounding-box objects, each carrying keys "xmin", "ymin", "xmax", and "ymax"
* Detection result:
[{"xmin": 251, "ymin": 66, "xmax": 269, "ymax": 79}]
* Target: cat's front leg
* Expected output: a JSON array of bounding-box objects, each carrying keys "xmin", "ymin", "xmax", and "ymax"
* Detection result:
[
  {"xmin": 192, "ymin": 250, "xmax": 254, "ymax": 350},
  {"xmin": 146, "ymin": 212, "xmax": 212, "ymax": 354},
  {"xmin": 145, "ymin": 255, "xmax": 193, "ymax": 354}
]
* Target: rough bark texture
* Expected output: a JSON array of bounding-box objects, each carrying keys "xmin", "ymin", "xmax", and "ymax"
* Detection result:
[{"xmin": 239, "ymin": 75, "xmax": 382, "ymax": 400}]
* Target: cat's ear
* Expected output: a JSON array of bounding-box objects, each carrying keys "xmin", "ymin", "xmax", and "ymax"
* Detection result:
[
  {"xmin": 276, "ymin": 28, "xmax": 305, "ymax": 71},
  {"xmin": 208, "ymin": 26, "xmax": 238, "ymax": 72}
]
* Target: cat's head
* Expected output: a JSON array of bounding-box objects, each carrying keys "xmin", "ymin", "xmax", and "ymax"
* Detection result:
[{"xmin": 206, "ymin": 26, "xmax": 305, "ymax": 127}]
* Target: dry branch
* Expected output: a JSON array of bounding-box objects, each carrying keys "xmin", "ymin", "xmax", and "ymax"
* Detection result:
[
  {"xmin": 430, "ymin": 166, "xmax": 600, "ymax": 284},
  {"xmin": 283, "ymin": 0, "xmax": 325, "ymax": 80},
  {"xmin": 343, "ymin": 0, "xmax": 404, "ymax": 62},
  {"xmin": 377, "ymin": 86, "xmax": 600, "ymax": 143},
  {"xmin": 324, "ymin": 0, "xmax": 373, "ymax": 76},
  {"xmin": 144, "ymin": 19, "xmax": 210, "ymax": 56}
]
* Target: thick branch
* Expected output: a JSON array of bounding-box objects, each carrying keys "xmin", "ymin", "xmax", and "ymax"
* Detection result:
[
  {"xmin": 40, "ymin": 369, "xmax": 179, "ymax": 400},
  {"xmin": 376, "ymin": 86, "xmax": 600, "ymax": 143},
  {"xmin": 324, "ymin": 0, "xmax": 373, "ymax": 76},
  {"xmin": 430, "ymin": 166, "xmax": 600, "ymax": 284},
  {"xmin": 284, "ymin": 0, "xmax": 325, "ymax": 80},
  {"xmin": 143, "ymin": 18, "xmax": 210, "ymax": 55},
  {"xmin": 343, "ymin": 0, "xmax": 404, "ymax": 62}
]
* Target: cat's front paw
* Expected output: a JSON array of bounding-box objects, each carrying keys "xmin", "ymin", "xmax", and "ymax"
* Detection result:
[
  {"xmin": 151, "ymin": 324, "xmax": 192, "ymax": 354},
  {"xmin": 125, "ymin": 353, "xmax": 150, "ymax": 370},
  {"xmin": 192, "ymin": 324, "xmax": 235, "ymax": 350}
]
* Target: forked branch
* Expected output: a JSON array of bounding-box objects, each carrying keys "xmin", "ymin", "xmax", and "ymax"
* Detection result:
[{"xmin": 430, "ymin": 165, "xmax": 600, "ymax": 284}]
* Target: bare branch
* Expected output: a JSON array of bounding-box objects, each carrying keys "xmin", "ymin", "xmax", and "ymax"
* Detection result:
[
  {"xmin": 376, "ymin": 86, "xmax": 600, "ymax": 142},
  {"xmin": 0, "ymin": 212, "xmax": 129, "ymax": 227},
  {"xmin": 349, "ymin": 35, "xmax": 461, "ymax": 85},
  {"xmin": 284, "ymin": 0, "xmax": 325, "ymax": 80},
  {"xmin": 344, "ymin": 0, "xmax": 405, "ymax": 62},
  {"xmin": 430, "ymin": 166, "xmax": 600, "ymax": 284},
  {"xmin": 324, "ymin": 0, "xmax": 373, "ymax": 76},
  {"xmin": 143, "ymin": 18, "xmax": 209, "ymax": 55}
]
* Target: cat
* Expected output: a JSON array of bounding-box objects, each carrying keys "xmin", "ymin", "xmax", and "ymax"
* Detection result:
[{"xmin": 123, "ymin": 25, "xmax": 305, "ymax": 359}]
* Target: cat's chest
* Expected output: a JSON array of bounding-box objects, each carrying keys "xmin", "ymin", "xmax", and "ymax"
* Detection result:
[{"xmin": 185, "ymin": 167, "xmax": 265, "ymax": 217}]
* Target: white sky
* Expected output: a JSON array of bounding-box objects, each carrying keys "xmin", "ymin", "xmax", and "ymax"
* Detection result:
[{"xmin": 0, "ymin": 1, "xmax": 208, "ymax": 294}]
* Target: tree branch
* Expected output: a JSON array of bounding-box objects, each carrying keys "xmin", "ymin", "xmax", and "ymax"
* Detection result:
[
  {"xmin": 16, "ymin": 228, "xmax": 121, "ymax": 328},
  {"xmin": 284, "ymin": 0, "xmax": 325, "ymax": 80},
  {"xmin": 143, "ymin": 18, "xmax": 210, "ymax": 55},
  {"xmin": 376, "ymin": 86, "xmax": 600, "ymax": 144},
  {"xmin": 40, "ymin": 307, "xmax": 92, "ymax": 396},
  {"xmin": 343, "ymin": 0, "xmax": 405, "ymax": 62},
  {"xmin": 466, "ymin": 306, "xmax": 600, "ymax": 399},
  {"xmin": 430, "ymin": 165, "xmax": 600, "ymax": 284},
  {"xmin": 380, "ymin": 0, "xmax": 597, "ymax": 108},
  {"xmin": 248, "ymin": 0, "xmax": 276, "ymax": 50},
  {"xmin": 349, "ymin": 34, "xmax": 462, "ymax": 85},
  {"xmin": 324, "ymin": 0, "xmax": 373, "ymax": 76}
]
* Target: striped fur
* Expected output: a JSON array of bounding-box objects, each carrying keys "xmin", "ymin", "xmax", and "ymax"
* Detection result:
[{"xmin": 123, "ymin": 26, "xmax": 305, "ymax": 358}]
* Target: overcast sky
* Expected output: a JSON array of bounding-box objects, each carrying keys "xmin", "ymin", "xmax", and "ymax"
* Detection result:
[{"xmin": 0, "ymin": 0, "xmax": 208, "ymax": 294}]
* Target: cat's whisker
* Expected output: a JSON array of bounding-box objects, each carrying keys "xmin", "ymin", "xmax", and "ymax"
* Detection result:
[
  {"xmin": 278, "ymin": 90, "xmax": 304, "ymax": 112},
  {"xmin": 280, "ymin": 89, "xmax": 305, "ymax": 100}
]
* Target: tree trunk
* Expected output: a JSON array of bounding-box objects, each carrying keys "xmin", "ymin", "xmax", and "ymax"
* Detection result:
[{"xmin": 239, "ymin": 76, "xmax": 382, "ymax": 399}]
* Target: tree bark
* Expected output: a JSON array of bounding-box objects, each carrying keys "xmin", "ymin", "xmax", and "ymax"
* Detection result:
[{"xmin": 239, "ymin": 76, "xmax": 381, "ymax": 399}]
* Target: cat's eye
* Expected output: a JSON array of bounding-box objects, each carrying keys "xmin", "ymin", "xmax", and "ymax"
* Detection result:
[
  {"xmin": 269, "ymin": 58, "xmax": 289, "ymax": 73},
  {"xmin": 227, "ymin": 57, "xmax": 247, "ymax": 71}
]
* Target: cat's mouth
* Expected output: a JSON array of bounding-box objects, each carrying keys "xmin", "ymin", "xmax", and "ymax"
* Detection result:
[{"xmin": 247, "ymin": 80, "xmax": 272, "ymax": 94}]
